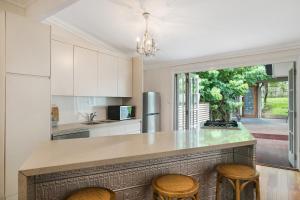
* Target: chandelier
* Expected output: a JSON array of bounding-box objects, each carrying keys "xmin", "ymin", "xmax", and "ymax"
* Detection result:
[{"xmin": 136, "ymin": 12, "xmax": 158, "ymax": 56}]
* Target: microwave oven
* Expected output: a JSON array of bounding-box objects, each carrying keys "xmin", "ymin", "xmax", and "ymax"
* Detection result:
[{"xmin": 107, "ymin": 106, "xmax": 136, "ymax": 120}]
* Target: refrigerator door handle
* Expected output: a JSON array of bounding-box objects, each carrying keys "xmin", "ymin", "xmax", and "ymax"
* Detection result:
[{"xmin": 145, "ymin": 113, "xmax": 160, "ymax": 116}]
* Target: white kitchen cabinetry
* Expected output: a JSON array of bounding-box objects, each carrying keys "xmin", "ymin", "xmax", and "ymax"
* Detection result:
[
  {"xmin": 117, "ymin": 58, "xmax": 132, "ymax": 97},
  {"xmin": 0, "ymin": 12, "xmax": 51, "ymax": 200},
  {"xmin": 89, "ymin": 121, "xmax": 141, "ymax": 137},
  {"xmin": 6, "ymin": 12, "xmax": 50, "ymax": 76},
  {"xmin": 5, "ymin": 75, "xmax": 50, "ymax": 198},
  {"xmin": 51, "ymin": 40, "xmax": 74, "ymax": 96},
  {"xmin": 50, "ymin": 39, "xmax": 134, "ymax": 98},
  {"xmin": 98, "ymin": 53, "xmax": 118, "ymax": 96},
  {"xmin": 0, "ymin": 10, "xmax": 5, "ymax": 200},
  {"xmin": 74, "ymin": 46, "xmax": 98, "ymax": 96}
]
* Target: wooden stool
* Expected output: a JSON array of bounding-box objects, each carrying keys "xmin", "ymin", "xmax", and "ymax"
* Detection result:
[
  {"xmin": 152, "ymin": 174, "xmax": 200, "ymax": 200},
  {"xmin": 66, "ymin": 187, "xmax": 115, "ymax": 200},
  {"xmin": 216, "ymin": 164, "xmax": 260, "ymax": 200}
]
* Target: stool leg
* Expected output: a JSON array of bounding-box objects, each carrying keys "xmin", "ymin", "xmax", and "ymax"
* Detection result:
[
  {"xmin": 153, "ymin": 191, "xmax": 157, "ymax": 200},
  {"xmin": 235, "ymin": 180, "xmax": 240, "ymax": 200},
  {"xmin": 153, "ymin": 191, "xmax": 162, "ymax": 200},
  {"xmin": 255, "ymin": 178, "xmax": 261, "ymax": 200},
  {"xmin": 216, "ymin": 173, "xmax": 222, "ymax": 200},
  {"xmin": 195, "ymin": 192, "xmax": 200, "ymax": 200}
]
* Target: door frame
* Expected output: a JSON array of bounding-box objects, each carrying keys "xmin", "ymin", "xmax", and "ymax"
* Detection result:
[
  {"xmin": 288, "ymin": 64, "xmax": 296, "ymax": 167},
  {"xmin": 242, "ymin": 85, "xmax": 259, "ymax": 118}
]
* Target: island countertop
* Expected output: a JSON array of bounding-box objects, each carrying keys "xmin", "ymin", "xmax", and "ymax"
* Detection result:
[{"xmin": 19, "ymin": 123, "xmax": 256, "ymax": 176}]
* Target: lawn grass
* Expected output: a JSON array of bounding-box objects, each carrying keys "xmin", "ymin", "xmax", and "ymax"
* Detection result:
[{"xmin": 263, "ymin": 97, "xmax": 288, "ymax": 117}]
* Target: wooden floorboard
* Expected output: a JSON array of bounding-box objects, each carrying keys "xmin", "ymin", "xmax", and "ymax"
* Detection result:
[{"xmin": 257, "ymin": 165, "xmax": 300, "ymax": 200}]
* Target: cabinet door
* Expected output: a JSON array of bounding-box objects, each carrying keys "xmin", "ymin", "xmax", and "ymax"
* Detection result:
[
  {"xmin": 6, "ymin": 12, "xmax": 50, "ymax": 76},
  {"xmin": 5, "ymin": 74, "xmax": 50, "ymax": 198},
  {"xmin": 51, "ymin": 40, "xmax": 74, "ymax": 96},
  {"xmin": 74, "ymin": 46, "xmax": 98, "ymax": 96},
  {"xmin": 0, "ymin": 10, "xmax": 4, "ymax": 200},
  {"xmin": 89, "ymin": 122, "xmax": 141, "ymax": 137},
  {"xmin": 118, "ymin": 58, "xmax": 132, "ymax": 97},
  {"xmin": 98, "ymin": 53, "xmax": 118, "ymax": 97}
]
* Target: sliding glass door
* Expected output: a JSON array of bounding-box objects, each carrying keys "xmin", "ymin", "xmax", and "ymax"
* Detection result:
[{"xmin": 174, "ymin": 73, "xmax": 201, "ymax": 130}]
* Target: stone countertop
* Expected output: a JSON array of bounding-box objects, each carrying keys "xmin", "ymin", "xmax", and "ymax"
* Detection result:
[
  {"xmin": 20, "ymin": 123, "xmax": 256, "ymax": 176},
  {"xmin": 51, "ymin": 119, "xmax": 142, "ymax": 136}
]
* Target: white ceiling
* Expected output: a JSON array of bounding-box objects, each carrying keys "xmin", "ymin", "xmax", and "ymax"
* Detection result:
[{"xmin": 52, "ymin": 0, "xmax": 300, "ymax": 65}]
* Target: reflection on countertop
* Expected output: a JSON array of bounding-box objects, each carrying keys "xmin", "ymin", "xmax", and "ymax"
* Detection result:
[{"xmin": 51, "ymin": 119, "xmax": 142, "ymax": 137}]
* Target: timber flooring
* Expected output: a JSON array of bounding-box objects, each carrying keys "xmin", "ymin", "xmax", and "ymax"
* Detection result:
[{"xmin": 257, "ymin": 165, "xmax": 300, "ymax": 200}]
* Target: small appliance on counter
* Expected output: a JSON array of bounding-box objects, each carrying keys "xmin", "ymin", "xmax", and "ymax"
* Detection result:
[
  {"xmin": 142, "ymin": 92, "xmax": 161, "ymax": 133},
  {"xmin": 51, "ymin": 105, "xmax": 59, "ymax": 127},
  {"xmin": 107, "ymin": 105, "xmax": 136, "ymax": 121}
]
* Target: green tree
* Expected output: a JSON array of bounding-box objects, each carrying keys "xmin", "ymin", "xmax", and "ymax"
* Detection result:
[{"xmin": 198, "ymin": 66, "xmax": 269, "ymax": 121}]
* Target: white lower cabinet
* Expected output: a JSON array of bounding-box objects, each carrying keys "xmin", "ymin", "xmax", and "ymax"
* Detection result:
[
  {"xmin": 89, "ymin": 121, "xmax": 141, "ymax": 137},
  {"xmin": 5, "ymin": 74, "xmax": 50, "ymax": 198}
]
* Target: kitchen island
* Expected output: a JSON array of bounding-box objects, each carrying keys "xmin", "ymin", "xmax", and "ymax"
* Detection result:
[{"xmin": 19, "ymin": 123, "xmax": 256, "ymax": 200}]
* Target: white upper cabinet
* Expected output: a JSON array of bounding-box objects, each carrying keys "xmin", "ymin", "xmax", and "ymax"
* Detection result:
[
  {"xmin": 6, "ymin": 12, "xmax": 50, "ymax": 76},
  {"xmin": 74, "ymin": 46, "xmax": 98, "ymax": 96},
  {"xmin": 98, "ymin": 53, "xmax": 118, "ymax": 97},
  {"xmin": 51, "ymin": 40, "xmax": 74, "ymax": 96},
  {"xmin": 118, "ymin": 58, "xmax": 132, "ymax": 97}
]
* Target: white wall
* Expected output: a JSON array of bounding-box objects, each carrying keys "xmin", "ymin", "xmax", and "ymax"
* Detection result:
[
  {"xmin": 144, "ymin": 68, "xmax": 173, "ymax": 131},
  {"xmin": 50, "ymin": 23, "xmax": 128, "ymax": 58},
  {"xmin": 52, "ymin": 96, "xmax": 122, "ymax": 124},
  {"xmin": 272, "ymin": 62, "xmax": 294, "ymax": 78}
]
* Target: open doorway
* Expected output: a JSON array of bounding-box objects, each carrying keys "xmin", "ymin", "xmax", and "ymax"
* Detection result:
[{"xmin": 174, "ymin": 62, "xmax": 296, "ymax": 169}]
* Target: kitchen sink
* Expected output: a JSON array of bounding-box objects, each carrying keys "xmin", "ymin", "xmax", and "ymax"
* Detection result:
[
  {"xmin": 81, "ymin": 120, "xmax": 117, "ymax": 125},
  {"xmin": 81, "ymin": 121, "xmax": 104, "ymax": 125}
]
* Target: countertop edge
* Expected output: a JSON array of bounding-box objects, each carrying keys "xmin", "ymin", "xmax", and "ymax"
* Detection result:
[{"xmin": 19, "ymin": 139, "xmax": 256, "ymax": 177}]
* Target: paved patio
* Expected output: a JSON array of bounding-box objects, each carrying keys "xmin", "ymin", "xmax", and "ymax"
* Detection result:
[
  {"xmin": 241, "ymin": 118, "xmax": 288, "ymax": 135},
  {"xmin": 241, "ymin": 118, "xmax": 291, "ymax": 168}
]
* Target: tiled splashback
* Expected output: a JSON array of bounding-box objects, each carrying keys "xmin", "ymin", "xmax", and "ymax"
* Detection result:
[{"xmin": 52, "ymin": 96, "xmax": 122, "ymax": 125}]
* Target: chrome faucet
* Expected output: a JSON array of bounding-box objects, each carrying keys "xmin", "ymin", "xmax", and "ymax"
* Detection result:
[{"xmin": 87, "ymin": 112, "xmax": 97, "ymax": 122}]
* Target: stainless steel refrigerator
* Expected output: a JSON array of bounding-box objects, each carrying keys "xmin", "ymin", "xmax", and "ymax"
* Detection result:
[{"xmin": 142, "ymin": 92, "xmax": 161, "ymax": 133}]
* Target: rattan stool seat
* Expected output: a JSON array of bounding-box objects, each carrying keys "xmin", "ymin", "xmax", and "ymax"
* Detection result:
[
  {"xmin": 152, "ymin": 174, "xmax": 199, "ymax": 199},
  {"xmin": 66, "ymin": 187, "xmax": 115, "ymax": 200}
]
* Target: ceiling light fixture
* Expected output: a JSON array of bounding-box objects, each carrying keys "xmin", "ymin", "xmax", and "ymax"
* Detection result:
[{"xmin": 136, "ymin": 12, "xmax": 158, "ymax": 56}]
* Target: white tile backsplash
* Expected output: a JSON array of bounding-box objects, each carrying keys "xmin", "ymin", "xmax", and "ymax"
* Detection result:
[{"xmin": 52, "ymin": 96, "xmax": 122, "ymax": 124}]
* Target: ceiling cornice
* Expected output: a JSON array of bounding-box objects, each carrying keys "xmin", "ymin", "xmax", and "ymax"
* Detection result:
[
  {"xmin": 3, "ymin": 0, "xmax": 36, "ymax": 8},
  {"xmin": 47, "ymin": 16, "xmax": 133, "ymax": 58},
  {"xmin": 144, "ymin": 41, "xmax": 300, "ymax": 70}
]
